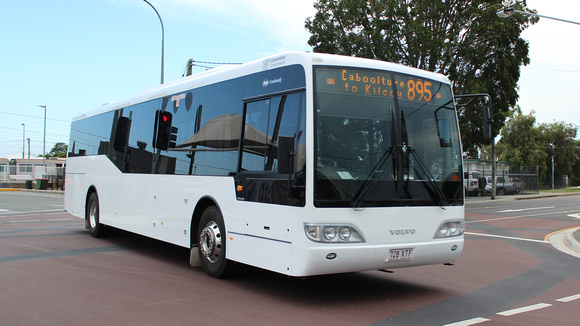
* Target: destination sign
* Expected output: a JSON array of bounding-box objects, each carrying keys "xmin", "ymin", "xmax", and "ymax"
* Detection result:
[{"xmin": 320, "ymin": 68, "xmax": 443, "ymax": 103}]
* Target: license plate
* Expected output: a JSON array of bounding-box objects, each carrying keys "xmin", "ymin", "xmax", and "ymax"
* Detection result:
[{"xmin": 388, "ymin": 248, "xmax": 414, "ymax": 262}]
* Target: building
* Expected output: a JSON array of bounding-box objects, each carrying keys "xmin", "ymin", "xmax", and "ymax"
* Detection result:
[{"xmin": 0, "ymin": 157, "xmax": 66, "ymax": 189}]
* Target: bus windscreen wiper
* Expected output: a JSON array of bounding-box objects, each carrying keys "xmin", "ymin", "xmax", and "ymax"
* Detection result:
[
  {"xmin": 400, "ymin": 112, "xmax": 447, "ymax": 208},
  {"xmin": 407, "ymin": 146, "xmax": 448, "ymax": 208},
  {"xmin": 351, "ymin": 147, "xmax": 394, "ymax": 208}
]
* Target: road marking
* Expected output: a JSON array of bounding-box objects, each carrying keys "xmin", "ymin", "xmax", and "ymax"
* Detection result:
[
  {"xmin": 497, "ymin": 206, "xmax": 554, "ymax": 213},
  {"xmin": 465, "ymin": 232, "xmax": 550, "ymax": 244},
  {"xmin": 444, "ymin": 317, "xmax": 490, "ymax": 326},
  {"xmin": 497, "ymin": 303, "xmax": 552, "ymax": 316},
  {"xmin": 556, "ymin": 294, "xmax": 580, "ymax": 302},
  {"xmin": 8, "ymin": 220, "xmax": 40, "ymax": 223},
  {"xmin": 2, "ymin": 217, "xmax": 74, "ymax": 224},
  {"xmin": 467, "ymin": 210, "xmax": 580, "ymax": 224},
  {"xmin": 448, "ymin": 294, "xmax": 580, "ymax": 325},
  {"xmin": 567, "ymin": 213, "xmax": 580, "ymax": 219}
]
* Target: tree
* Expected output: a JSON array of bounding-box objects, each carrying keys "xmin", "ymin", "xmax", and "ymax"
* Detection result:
[
  {"xmin": 48, "ymin": 142, "xmax": 68, "ymax": 158},
  {"xmin": 495, "ymin": 107, "xmax": 579, "ymax": 188},
  {"xmin": 539, "ymin": 121, "xmax": 579, "ymax": 185},
  {"xmin": 496, "ymin": 106, "xmax": 546, "ymax": 168},
  {"xmin": 305, "ymin": 0, "xmax": 537, "ymax": 157}
]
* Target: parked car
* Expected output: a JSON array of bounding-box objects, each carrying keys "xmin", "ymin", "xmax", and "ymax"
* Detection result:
[
  {"xmin": 464, "ymin": 171, "xmax": 482, "ymax": 196},
  {"xmin": 484, "ymin": 176, "xmax": 523, "ymax": 195}
]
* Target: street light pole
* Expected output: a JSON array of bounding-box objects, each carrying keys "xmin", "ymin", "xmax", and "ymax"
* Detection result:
[
  {"xmin": 38, "ymin": 105, "xmax": 46, "ymax": 173},
  {"xmin": 21, "ymin": 123, "xmax": 25, "ymax": 159},
  {"xmin": 497, "ymin": 8, "xmax": 580, "ymax": 25},
  {"xmin": 143, "ymin": 0, "xmax": 165, "ymax": 84}
]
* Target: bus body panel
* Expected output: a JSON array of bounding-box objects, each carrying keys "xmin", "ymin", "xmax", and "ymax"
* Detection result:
[{"xmin": 65, "ymin": 156, "xmax": 243, "ymax": 248}]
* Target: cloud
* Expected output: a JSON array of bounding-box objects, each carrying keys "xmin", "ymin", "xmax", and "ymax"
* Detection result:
[{"xmin": 160, "ymin": 0, "xmax": 316, "ymax": 50}]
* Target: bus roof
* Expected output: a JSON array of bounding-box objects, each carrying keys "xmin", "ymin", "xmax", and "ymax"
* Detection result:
[{"xmin": 74, "ymin": 51, "xmax": 451, "ymax": 121}]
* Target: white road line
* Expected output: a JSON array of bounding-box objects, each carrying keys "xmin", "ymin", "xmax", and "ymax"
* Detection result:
[
  {"xmin": 8, "ymin": 220, "xmax": 40, "ymax": 223},
  {"xmin": 448, "ymin": 294, "xmax": 580, "ymax": 325},
  {"xmin": 444, "ymin": 317, "xmax": 490, "ymax": 326},
  {"xmin": 497, "ymin": 206, "xmax": 554, "ymax": 213},
  {"xmin": 497, "ymin": 303, "xmax": 552, "ymax": 316},
  {"xmin": 556, "ymin": 294, "xmax": 580, "ymax": 302},
  {"xmin": 465, "ymin": 232, "xmax": 550, "ymax": 244},
  {"xmin": 466, "ymin": 210, "xmax": 580, "ymax": 224}
]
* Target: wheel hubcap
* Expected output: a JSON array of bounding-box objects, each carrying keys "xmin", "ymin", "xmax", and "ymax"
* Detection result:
[
  {"xmin": 89, "ymin": 202, "xmax": 97, "ymax": 229},
  {"xmin": 200, "ymin": 221, "xmax": 222, "ymax": 263}
]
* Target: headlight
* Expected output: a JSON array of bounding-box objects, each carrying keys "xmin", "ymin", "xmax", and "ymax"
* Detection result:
[
  {"xmin": 434, "ymin": 220, "xmax": 464, "ymax": 238},
  {"xmin": 324, "ymin": 227, "xmax": 337, "ymax": 240},
  {"xmin": 304, "ymin": 224, "xmax": 365, "ymax": 243},
  {"xmin": 339, "ymin": 227, "xmax": 351, "ymax": 240}
]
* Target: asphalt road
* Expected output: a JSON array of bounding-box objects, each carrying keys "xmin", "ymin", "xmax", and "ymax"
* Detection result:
[{"xmin": 1, "ymin": 191, "xmax": 579, "ymax": 325}]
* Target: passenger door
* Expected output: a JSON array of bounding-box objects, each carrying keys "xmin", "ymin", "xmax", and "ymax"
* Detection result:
[{"xmin": 235, "ymin": 91, "xmax": 305, "ymax": 206}]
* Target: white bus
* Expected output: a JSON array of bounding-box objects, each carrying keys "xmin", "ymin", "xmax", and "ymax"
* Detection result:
[{"xmin": 65, "ymin": 52, "xmax": 464, "ymax": 278}]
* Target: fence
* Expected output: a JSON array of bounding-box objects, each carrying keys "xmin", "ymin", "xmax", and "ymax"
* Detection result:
[{"xmin": 467, "ymin": 165, "xmax": 539, "ymax": 196}]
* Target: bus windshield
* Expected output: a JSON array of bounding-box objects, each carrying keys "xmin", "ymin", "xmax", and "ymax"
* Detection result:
[{"xmin": 314, "ymin": 67, "xmax": 463, "ymax": 207}]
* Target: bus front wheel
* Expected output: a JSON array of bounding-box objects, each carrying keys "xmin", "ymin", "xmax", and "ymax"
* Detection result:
[
  {"xmin": 87, "ymin": 192, "xmax": 106, "ymax": 238},
  {"xmin": 198, "ymin": 206, "xmax": 231, "ymax": 278}
]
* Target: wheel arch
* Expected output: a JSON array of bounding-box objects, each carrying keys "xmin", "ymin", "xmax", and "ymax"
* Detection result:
[{"xmin": 190, "ymin": 196, "xmax": 220, "ymax": 247}]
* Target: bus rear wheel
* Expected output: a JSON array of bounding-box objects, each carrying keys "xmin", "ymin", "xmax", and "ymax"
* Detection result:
[
  {"xmin": 198, "ymin": 206, "xmax": 231, "ymax": 278},
  {"xmin": 87, "ymin": 192, "xmax": 106, "ymax": 238}
]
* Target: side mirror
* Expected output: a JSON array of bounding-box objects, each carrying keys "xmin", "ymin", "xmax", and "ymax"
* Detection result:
[{"xmin": 437, "ymin": 119, "xmax": 452, "ymax": 147}]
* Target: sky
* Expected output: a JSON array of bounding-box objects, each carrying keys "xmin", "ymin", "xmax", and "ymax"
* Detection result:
[{"xmin": 1, "ymin": 0, "xmax": 579, "ymax": 159}]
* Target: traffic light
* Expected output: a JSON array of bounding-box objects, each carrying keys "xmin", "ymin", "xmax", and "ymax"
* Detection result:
[
  {"xmin": 155, "ymin": 110, "xmax": 173, "ymax": 150},
  {"xmin": 482, "ymin": 106, "xmax": 492, "ymax": 140}
]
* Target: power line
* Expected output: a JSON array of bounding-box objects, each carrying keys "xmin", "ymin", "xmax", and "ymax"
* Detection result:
[
  {"xmin": 0, "ymin": 111, "xmax": 70, "ymax": 123},
  {"xmin": 522, "ymin": 66, "xmax": 580, "ymax": 73},
  {"xmin": 182, "ymin": 59, "xmax": 242, "ymax": 76}
]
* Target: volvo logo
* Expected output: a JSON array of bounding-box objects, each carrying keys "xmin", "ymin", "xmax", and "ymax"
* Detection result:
[{"xmin": 390, "ymin": 229, "xmax": 416, "ymax": 235}]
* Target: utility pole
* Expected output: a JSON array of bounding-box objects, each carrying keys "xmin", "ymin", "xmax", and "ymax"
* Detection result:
[
  {"xmin": 38, "ymin": 105, "xmax": 47, "ymax": 174},
  {"xmin": 185, "ymin": 59, "xmax": 193, "ymax": 76},
  {"xmin": 21, "ymin": 123, "xmax": 25, "ymax": 159}
]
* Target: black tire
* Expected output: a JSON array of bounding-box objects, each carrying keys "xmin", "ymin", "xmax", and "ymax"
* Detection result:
[
  {"xmin": 497, "ymin": 188, "xmax": 505, "ymax": 196},
  {"xmin": 198, "ymin": 206, "xmax": 231, "ymax": 278},
  {"xmin": 86, "ymin": 192, "xmax": 106, "ymax": 238}
]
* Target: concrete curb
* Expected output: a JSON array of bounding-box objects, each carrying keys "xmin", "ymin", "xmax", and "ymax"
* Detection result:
[
  {"xmin": 566, "ymin": 228, "xmax": 580, "ymax": 253},
  {"xmin": 466, "ymin": 192, "xmax": 580, "ymax": 204}
]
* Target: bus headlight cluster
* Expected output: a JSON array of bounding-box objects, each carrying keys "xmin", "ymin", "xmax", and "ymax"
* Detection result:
[
  {"xmin": 304, "ymin": 224, "xmax": 365, "ymax": 243},
  {"xmin": 434, "ymin": 221, "xmax": 464, "ymax": 238}
]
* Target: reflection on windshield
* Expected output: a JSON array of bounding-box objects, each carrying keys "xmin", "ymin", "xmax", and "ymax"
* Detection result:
[{"xmin": 314, "ymin": 67, "xmax": 462, "ymax": 207}]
